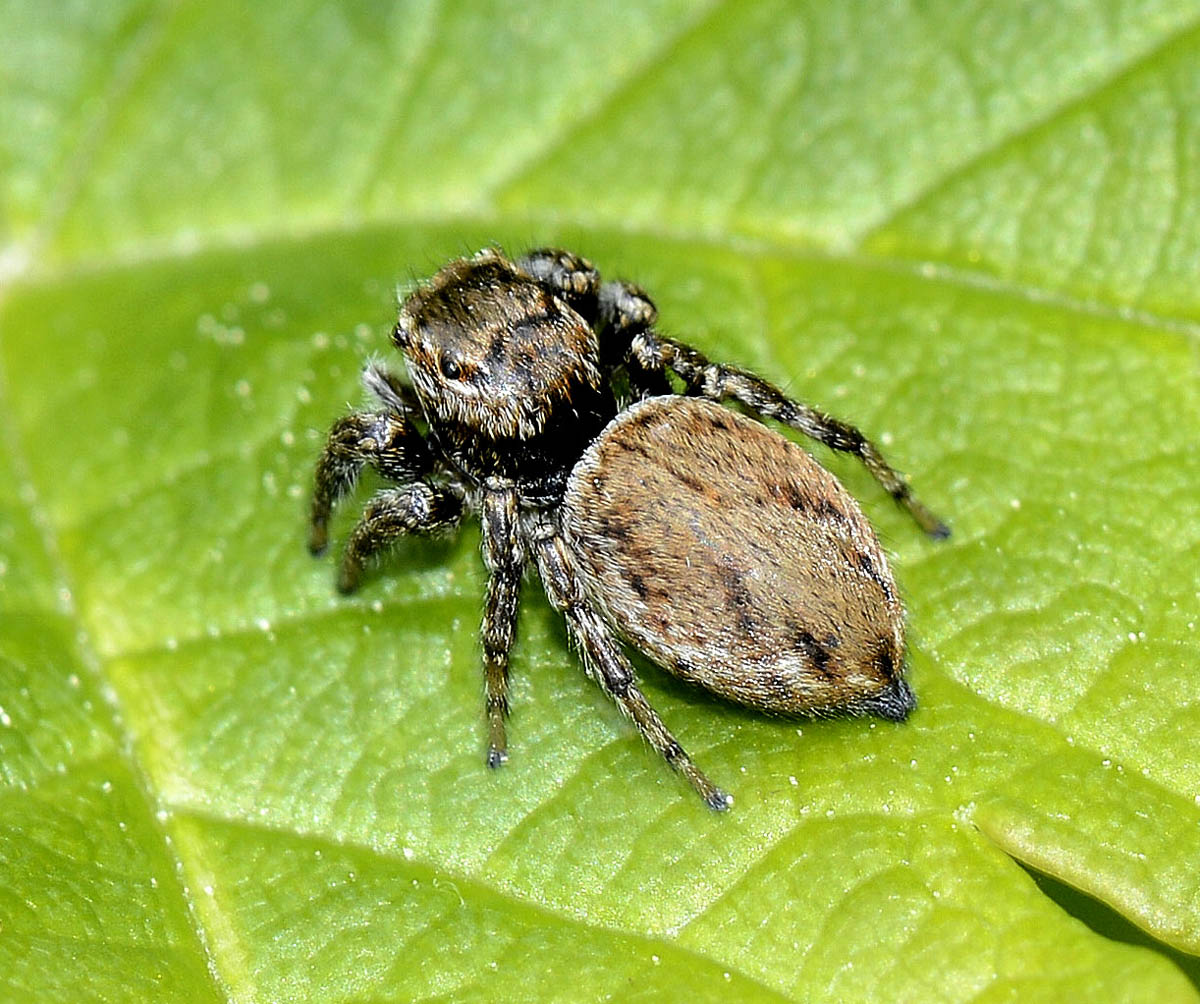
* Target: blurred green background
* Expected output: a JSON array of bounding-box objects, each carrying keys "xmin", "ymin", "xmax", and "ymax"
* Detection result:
[{"xmin": 2, "ymin": 1, "xmax": 1200, "ymax": 1000}]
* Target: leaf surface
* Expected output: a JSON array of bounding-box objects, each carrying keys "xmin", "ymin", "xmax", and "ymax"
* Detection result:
[{"xmin": 2, "ymin": 1, "xmax": 1199, "ymax": 1000}]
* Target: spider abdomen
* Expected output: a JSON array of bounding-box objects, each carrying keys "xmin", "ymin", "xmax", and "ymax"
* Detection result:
[{"xmin": 562, "ymin": 396, "xmax": 913, "ymax": 719}]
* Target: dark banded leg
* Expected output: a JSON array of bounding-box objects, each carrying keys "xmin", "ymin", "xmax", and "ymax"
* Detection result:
[
  {"xmin": 533, "ymin": 529, "xmax": 730, "ymax": 811},
  {"xmin": 631, "ymin": 330, "xmax": 950, "ymax": 539},
  {"xmin": 599, "ymin": 280, "xmax": 672, "ymax": 397},
  {"xmin": 338, "ymin": 483, "xmax": 464, "ymax": 593},
  {"xmin": 480, "ymin": 486, "xmax": 524, "ymax": 767},
  {"xmin": 309, "ymin": 408, "xmax": 433, "ymax": 555},
  {"xmin": 515, "ymin": 247, "xmax": 600, "ymax": 303}
]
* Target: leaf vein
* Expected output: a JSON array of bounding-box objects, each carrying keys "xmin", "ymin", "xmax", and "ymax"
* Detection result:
[
  {"xmin": 861, "ymin": 14, "xmax": 1200, "ymax": 246},
  {"xmin": 483, "ymin": 0, "xmax": 730, "ymax": 201}
]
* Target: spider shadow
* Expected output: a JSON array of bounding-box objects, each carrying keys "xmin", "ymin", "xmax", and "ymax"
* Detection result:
[{"xmin": 523, "ymin": 585, "xmax": 787, "ymax": 735}]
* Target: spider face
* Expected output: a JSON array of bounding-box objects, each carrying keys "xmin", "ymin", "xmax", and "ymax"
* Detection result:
[
  {"xmin": 394, "ymin": 249, "xmax": 603, "ymax": 440},
  {"xmin": 309, "ymin": 247, "xmax": 949, "ymax": 810}
]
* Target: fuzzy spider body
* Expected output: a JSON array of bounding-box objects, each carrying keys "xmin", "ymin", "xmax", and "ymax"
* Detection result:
[
  {"xmin": 563, "ymin": 396, "xmax": 913, "ymax": 721},
  {"xmin": 309, "ymin": 247, "xmax": 947, "ymax": 810}
]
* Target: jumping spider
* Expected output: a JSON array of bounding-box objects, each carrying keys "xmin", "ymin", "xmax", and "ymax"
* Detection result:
[{"xmin": 309, "ymin": 247, "xmax": 948, "ymax": 810}]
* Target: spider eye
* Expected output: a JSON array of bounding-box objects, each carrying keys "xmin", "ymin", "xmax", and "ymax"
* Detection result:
[{"xmin": 439, "ymin": 353, "xmax": 463, "ymax": 380}]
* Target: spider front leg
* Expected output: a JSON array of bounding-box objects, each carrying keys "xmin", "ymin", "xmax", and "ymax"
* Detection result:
[
  {"xmin": 337, "ymin": 482, "xmax": 465, "ymax": 593},
  {"xmin": 309, "ymin": 364, "xmax": 432, "ymax": 555},
  {"xmin": 514, "ymin": 247, "xmax": 600, "ymax": 304},
  {"xmin": 514, "ymin": 248, "xmax": 658, "ymax": 340},
  {"xmin": 480, "ymin": 484, "xmax": 525, "ymax": 767},
  {"xmin": 631, "ymin": 330, "xmax": 950, "ymax": 539},
  {"xmin": 531, "ymin": 526, "xmax": 730, "ymax": 811}
]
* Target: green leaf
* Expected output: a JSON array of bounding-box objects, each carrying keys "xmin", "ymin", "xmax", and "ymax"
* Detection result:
[{"xmin": 2, "ymin": 1, "xmax": 1199, "ymax": 1000}]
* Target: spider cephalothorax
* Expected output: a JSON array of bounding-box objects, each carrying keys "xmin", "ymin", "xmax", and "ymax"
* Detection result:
[
  {"xmin": 395, "ymin": 249, "xmax": 605, "ymax": 441},
  {"xmin": 309, "ymin": 246, "xmax": 948, "ymax": 809}
]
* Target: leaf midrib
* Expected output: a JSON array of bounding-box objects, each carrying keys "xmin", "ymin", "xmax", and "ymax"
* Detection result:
[{"xmin": 10, "ymin": 210, "xmax": 1200, "ymax": 350}]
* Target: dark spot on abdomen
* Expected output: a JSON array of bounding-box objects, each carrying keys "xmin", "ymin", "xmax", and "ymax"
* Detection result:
[
  {"xmin": 719, "ymin": 562, "xmax": 760, "ymax": 638},
  {"xmin": 794, "ymin": 628, "xmax": 835, "ymax": 680},
  {"xmin": 858, "ymin": 551, "xmax": 894, "ymax": 600},
  {"xmin": 873, "ymin": 641, "xmax": 897, "ymax": 681},
  {"xmin": 817, "ymin": 498, "xmax": 849, "ymax": 525}
]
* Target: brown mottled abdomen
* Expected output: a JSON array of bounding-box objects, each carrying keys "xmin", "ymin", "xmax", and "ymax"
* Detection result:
[{"xmin": 562, "ymin": 396, "xmax": 910, "ymax": 717}]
